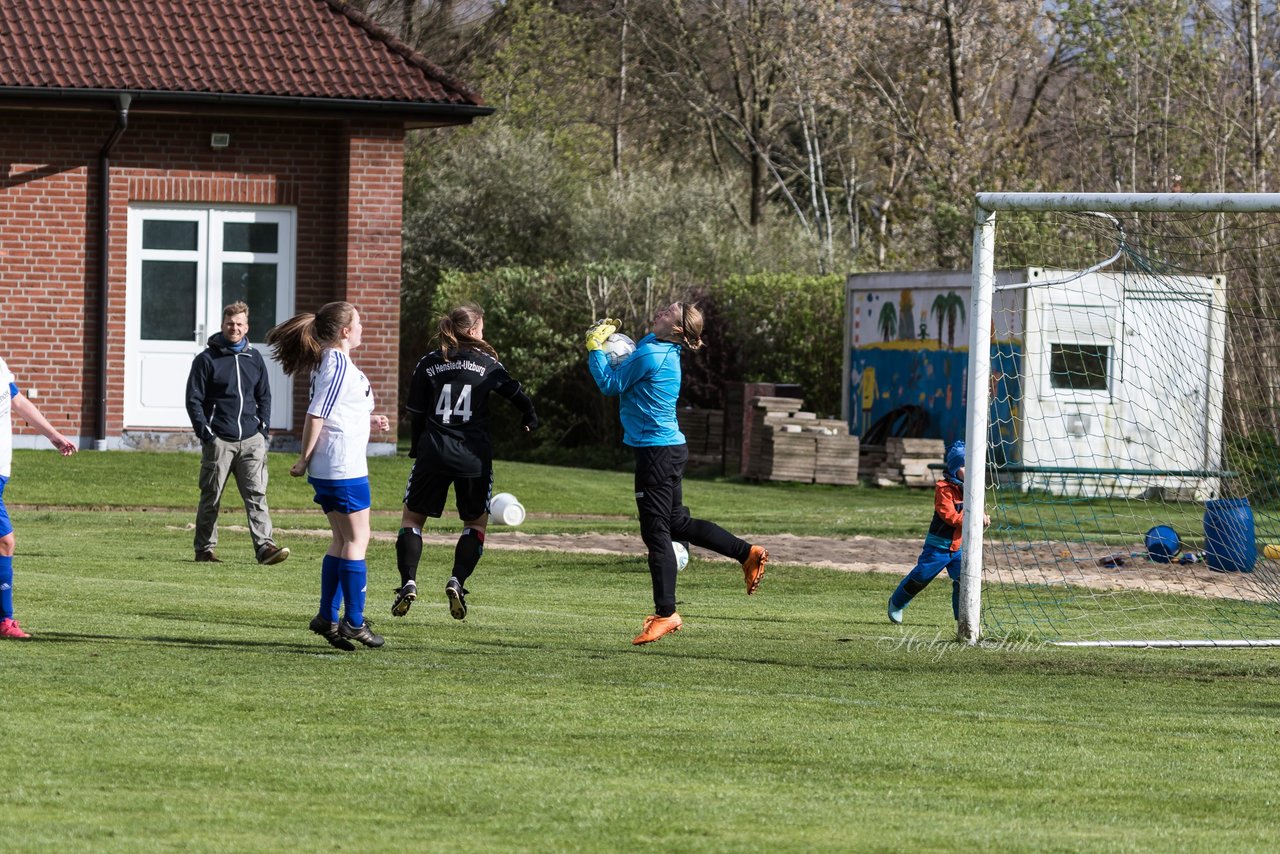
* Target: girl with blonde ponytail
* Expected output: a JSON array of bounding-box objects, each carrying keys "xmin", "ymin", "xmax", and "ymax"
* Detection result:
[{"xmin": 585, "ymin": 300, "xmax": 769, "ymax": 645}]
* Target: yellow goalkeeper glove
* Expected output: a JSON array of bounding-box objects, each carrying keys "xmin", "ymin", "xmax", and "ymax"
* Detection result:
[{"xmin": 585, "ymin": 318, "xmax": 621, "ymax": 352}]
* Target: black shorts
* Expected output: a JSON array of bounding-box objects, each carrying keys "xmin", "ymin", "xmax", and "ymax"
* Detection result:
[
  {"xmin": 403, "ymin": 459, "xmax": 494, "ymax": 521},
  {"xmin": 634, "ymin": 444, "xmax": 689, "ymax": 524}
]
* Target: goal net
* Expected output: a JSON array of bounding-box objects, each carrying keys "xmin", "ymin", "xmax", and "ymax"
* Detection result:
[{"xmin": 962, "ymin": 194, "xmax": 1280, "ymax": 647}]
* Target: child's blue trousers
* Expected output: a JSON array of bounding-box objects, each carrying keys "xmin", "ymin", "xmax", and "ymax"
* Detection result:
[{"xmin": 890, "ymin": 543, "xmax": 962, "ymax": 618}]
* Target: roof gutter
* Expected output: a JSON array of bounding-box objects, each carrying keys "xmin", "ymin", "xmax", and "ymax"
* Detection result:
[
  {"xmin": 95, "ymin": 93, "xmax": 130, "ymax": 451},
  {"xmin": 0, "ymin": 87, "xmax": 494, "ymax": 121}
]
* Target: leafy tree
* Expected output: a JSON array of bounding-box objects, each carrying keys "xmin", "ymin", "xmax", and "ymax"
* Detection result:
[
  {"xmin": 429, "ymin": 263, "xmax": 681, "ymax": 458},
  {"xmin": 699, "ymin": 273, "xmax": 845, "ymax": 416},
  {"xmin": 1049, "ymin": 0, "xmax": 1269, "ymax": 193}
]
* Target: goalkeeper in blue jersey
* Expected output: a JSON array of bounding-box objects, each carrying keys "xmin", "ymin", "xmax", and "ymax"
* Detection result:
[
  {"xmin": 586, "ymin": 302, "xmax": 768, "ymax": 645},
  {"xmin": 887, "ymin": 439, "xmax": 989, "ymax": 624}
]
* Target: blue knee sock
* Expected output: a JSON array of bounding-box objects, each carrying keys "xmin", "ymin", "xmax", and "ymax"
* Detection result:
[
  {"xmin": 339, "ymin": 558, "xmax": 368, "ymax": 627},
  {"xmin": 951, "ymin": 580, "xmax": 960, "ymax": 620},
  {"xmin": 0, "ymin": 555, "xmax": 13, "ymax": 619},
  {"xmin": 890, "ymin": 575, "xmax": 928, "ymax": 611},
  {"xmin": 320, "ymin": 555, "xmax": 342, "ymax": 622},
  {"xmin": 888, "ymin": 577, "xmax": 909, "ymax": 610}
]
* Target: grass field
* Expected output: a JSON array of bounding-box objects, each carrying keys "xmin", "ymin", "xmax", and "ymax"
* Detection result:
[{"xmin": 3, "ymin": 450, "xmax": 1280, "ymax": 851}]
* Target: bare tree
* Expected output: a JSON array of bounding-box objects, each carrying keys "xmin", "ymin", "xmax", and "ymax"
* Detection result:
[{"xmin": 626, "ymin": 0, "xmax": 801, "ymax": 229}]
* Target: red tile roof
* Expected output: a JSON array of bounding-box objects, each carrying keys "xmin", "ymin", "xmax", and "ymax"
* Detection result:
[{"xmin": 0, "ymin": 0, "xmax": 484, "ymax": 109}]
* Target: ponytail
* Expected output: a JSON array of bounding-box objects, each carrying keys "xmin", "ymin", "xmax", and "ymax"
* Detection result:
[
  {"xmin": 266, "ymin": 301, "xmax": 357, "ymax": 375},
  {"xmin": 677, "ymin": 302, "xmax": 704, "ymax": 351},
  {"xmin": 437, "ymin": 304, "xmax": 497, "ymax": 361}
]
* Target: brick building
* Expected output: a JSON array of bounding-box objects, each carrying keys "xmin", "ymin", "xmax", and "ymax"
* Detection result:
[{"xmin": 0, "ymin": 0, "xmax": 490, "ymax": 452}]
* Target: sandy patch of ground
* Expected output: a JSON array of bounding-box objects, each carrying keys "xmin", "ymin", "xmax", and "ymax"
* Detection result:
[
  {"xmin": 178, "ymin": 521, "xmax": 1278, "ymax": 603},
  {"xmin": 179, "ymin": 523, "xmax": 914, "ymax": 573}
]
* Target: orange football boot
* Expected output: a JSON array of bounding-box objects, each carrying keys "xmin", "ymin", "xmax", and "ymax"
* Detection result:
[
  {"xmin": 632, "ymin": 612, "xmax": 683, "ymax": 645},
  {"xmin": 742, "ymin": 545, "xmax": 768, "ymax": 595}
]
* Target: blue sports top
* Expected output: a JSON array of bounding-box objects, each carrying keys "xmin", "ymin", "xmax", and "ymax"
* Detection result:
[{"xmin": 588, "ymin": 332, "xmax": 686, "ymax": 447}]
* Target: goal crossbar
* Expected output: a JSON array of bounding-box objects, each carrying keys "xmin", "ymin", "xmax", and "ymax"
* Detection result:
[{"xmin": 976, "ymin": 192, "xmax": 1280, "ymax": 213}]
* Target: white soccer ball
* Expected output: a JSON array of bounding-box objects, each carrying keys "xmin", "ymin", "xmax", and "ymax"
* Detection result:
[
  {"xmin": 603, "ymin": 332, "xmax": 636, "ymax": 368},
  {"xmin": 673, "ymin": 540, "xmax": 689, "ymax": 572}
]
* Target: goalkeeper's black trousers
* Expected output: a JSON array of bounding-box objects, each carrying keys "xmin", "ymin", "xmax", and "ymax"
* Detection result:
[{"xmin": 634, "ymin": 444, "xmax": 752, "ymax": 617}]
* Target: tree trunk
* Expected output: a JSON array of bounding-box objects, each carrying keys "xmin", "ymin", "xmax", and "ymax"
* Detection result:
[
  {"xmin": 614, "ymin": 0, "xmax": 628, "ymax": 182},
  {"xmin": 942, "ymin": 0, "xmax": 964, "ymax": 131},
  {"xmin": 1246, "ymin": 0, "xmax": 1265, "ymax": 192}
]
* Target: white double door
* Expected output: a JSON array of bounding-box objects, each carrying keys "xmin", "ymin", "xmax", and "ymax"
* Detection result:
[{"xmin": 124, "ymin": 206, "xmax": 295, "ymax": 430}]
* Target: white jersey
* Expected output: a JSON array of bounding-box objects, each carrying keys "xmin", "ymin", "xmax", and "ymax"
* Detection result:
[
  {"xmin": 0, "ymin": 357, "xmax": 12, "ymax": 479},
  {"xmin": 306, "ymin": 348, "xmax": 374, "ymax": 480}
]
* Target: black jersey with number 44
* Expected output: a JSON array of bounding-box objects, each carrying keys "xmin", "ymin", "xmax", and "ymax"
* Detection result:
[{"xmin": 405, "ymin": 347, "xmax": 537, "ymax": 475}]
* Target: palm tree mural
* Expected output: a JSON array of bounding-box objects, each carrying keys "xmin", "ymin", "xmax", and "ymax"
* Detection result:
[
  {"xmin": 930, "ymin": 293, "xmax": 950, "ymax": 344},
  {"xmin": 877, "ymin": 301, "xmax": 898, "ymax": 341},
  {"xmin": 943, "ymin": 292, "xmax": 966, "ymax": 348},
  {"xmin": 929, "ymin": 292, "xmax": 968, "ymax": 348}
]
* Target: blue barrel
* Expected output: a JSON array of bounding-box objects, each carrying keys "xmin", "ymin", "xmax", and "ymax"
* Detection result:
[
  {"xmin": 1203, "ymin": 498, "xmax": 1257, "ymax": 573},
  {"xmin": 1144, "ymin": 525, "xmax": 1180, "ymax": 563}
]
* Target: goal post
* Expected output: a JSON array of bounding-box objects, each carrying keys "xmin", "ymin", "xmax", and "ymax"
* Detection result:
[
  {"xmin": 958, "ymin": 205, "xmax": 996, "ymax": 644},
  {"xmin": 960, "ymin": 193, "xmax": 1280, "ymax": 646}
]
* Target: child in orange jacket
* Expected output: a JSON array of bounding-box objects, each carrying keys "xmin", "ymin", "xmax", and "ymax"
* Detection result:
[{"xmin": 888, "ymin": 440, "xmax": 988, "ymax": 624}]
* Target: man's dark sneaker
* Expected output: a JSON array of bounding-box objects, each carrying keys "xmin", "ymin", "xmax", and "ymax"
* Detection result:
[
  {"xmin": 339, "ymin": 617, "xmax": 385, "ymax": 648},
  {"xmin": 445, "ymin": 576, "xmax": 468, "ymax": 620},
  {"xmin": 257, "ymin": 544, "xmax": 290, "ymax": 566},
  {"xmin": 391, "ymin": 579, "xmax": 417, "ymax": 617},
  {"xmin": 195, "ymin": 550, "xmax": 221, "ymax": 563},
  {"xmin": 309, "ymin": 614, "xmax": 355, "ymax": 651}
]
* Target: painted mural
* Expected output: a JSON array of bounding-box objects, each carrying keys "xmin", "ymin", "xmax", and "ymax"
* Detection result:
[{"xmin": 848, "ymin": 285, "xmax": 1021, "ymax": 458}]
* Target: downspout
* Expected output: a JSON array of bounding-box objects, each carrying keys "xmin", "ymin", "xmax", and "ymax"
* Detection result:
[{"xmin": 95, "ymin": 94, "xmax": 130, "ymax": 450}]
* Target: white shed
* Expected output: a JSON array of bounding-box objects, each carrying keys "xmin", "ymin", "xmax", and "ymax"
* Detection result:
[
  {"xmin": 844, "ymin": 267, "xmax": 1228, "ymax": 497},
  {"xmin": 1015, "ymin": 268, "xmax": 1226, "ymax": 498}
]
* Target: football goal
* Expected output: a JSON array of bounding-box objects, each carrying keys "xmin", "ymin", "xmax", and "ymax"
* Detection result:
[{"xmin": 960, "ymin": 193, "xmax": 1280, "ymax": 647}]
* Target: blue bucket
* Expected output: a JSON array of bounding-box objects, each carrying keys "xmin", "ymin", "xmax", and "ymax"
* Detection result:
[
  {"xmin": 1144, "ymin": 525, "xmax": 1180, "ymax": 563},
  {"xmin": 1203, "ymin": 498, "xmax": 1257, "ymax": 574}
]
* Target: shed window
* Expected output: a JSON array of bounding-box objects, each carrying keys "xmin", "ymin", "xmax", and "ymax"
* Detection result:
[{"xmin": 1050, "ymin": 343, "xmax": 1109, "ymax": 391}]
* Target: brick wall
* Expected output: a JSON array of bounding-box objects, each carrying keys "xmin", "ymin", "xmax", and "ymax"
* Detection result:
[
  {"xmin": 0, "ymin": 109, "xmax": 405, "ymax": 444},
  {"xmin": 336, "ymin": 124, "xmax": 404, "ymax": 444},
  {"xmin": 0, "ymin": 115, "xmax": 96, "ymax": 437}
]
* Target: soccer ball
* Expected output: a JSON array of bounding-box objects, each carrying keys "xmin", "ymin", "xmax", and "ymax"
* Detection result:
[
  {"xmin": 603, "ymin": 332, "xmax": 636, "ymax": 367},
  {"xmin": 673, "ymin": 540, "xmax": 689, "ymax": 571}
]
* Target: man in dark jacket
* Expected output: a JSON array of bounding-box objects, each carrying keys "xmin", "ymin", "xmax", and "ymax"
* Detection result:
[{"xmin": 185, "ymin": 302, "xmax": 288, "ymax": 565}]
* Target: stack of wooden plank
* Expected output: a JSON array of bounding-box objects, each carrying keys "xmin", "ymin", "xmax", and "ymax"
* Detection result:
[
  {"xmin": 722, "ymin": 384, "xmax": 745, "ymax": 475},
  {"xmin": 676, "ymin": 407, "xmax": 725, "ymax": 466},
  {"xmin": 859, "ymin": 444, "xmax": 887, "ymax": 482},
  {"xmin": 676, "ymin": 407, "xmax": 709, "ymax": 454},
  {"xmin": 738, "ymin": 397, "xmax": 859, "ymax": 484},
  {"xmin": 743, "ymin": 397, "xmax": 812, "ymax": 482},
  {"xmin": 722, "ymin": 384, "xmax": 864, "ymax": 484},
  {"xmin": 705, "ymin": 409, "xmax": 724, "ymax": 458},
  {"xmin": 814, "ymin": 421, "xmax": 860, "ymax": 485},
  {"xmin": 724, "ymin": 382, "xmax": 802, "ymax": 476},
  {"xmin": 862, "ymin": 437, "xmax": 944, "ymax": 487}
]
